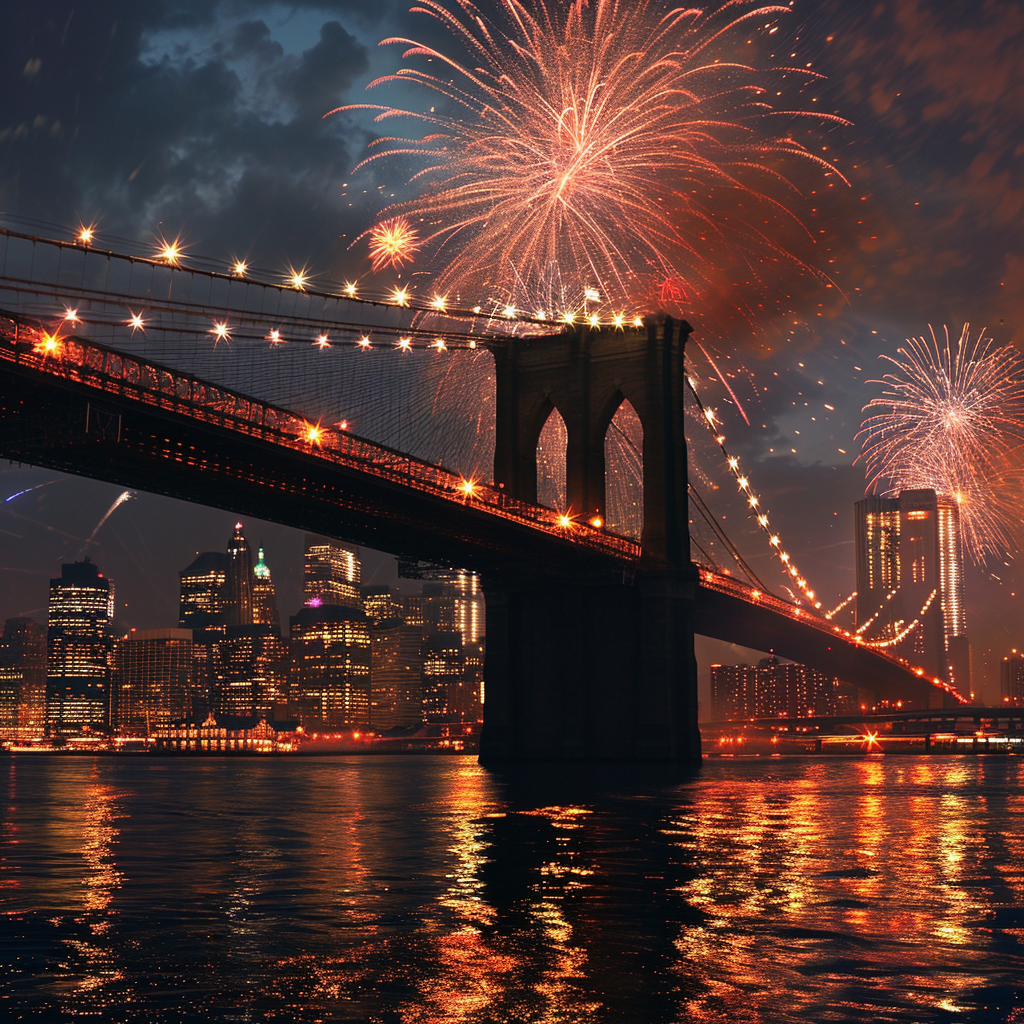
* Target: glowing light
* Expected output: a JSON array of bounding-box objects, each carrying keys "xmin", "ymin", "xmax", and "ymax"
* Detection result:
[
  {"xmin": 632, "ymin": 317, "xmax": 644, "ymax": 328},
  {"xmin": 344, "ymin": 282, "xmax": 358, "ymax": 297},
  {"xmin": 391, "ymin": 287, "xmax": 410, "ymax": 306},
  {"xmin": 77, "ymin": 225, "xmax": 95, "ymax": 245},
  {"xmin": 62, "ymin": 308, "xmax": 80, "ymax": 325},
  {"xmin": 232, "ymin": 260, "xmax": 248, "ymax": 277},
  {"xmin": 587, "ymin": 313, "xmax": 600, "ymax": 328},
  {"xmin": 431, "ymin": 295, "xmax": 448, "ymax": 311},
  {"xmin": 584, "ymin": 287, "xmax": 601, "ymax": 302},
  {"xmin": 316, "ymin": 333, "xmax": 331, "ymax": 348},
  {"xmin": 503, "ymin": 304, "xmax": 517, "ymax": 318},
  {"xmin": 305, "ymin": 423, "xmax": 324, "ymax": 445},
  {"xmin": 612, "ymin": 313, "xmax": 625, "ymax": 329},
  {"xmin": 367, "ymin": 217, "xmax": 422, "ymax": 272},
  {"xmin": 288, "ymin": 269, "xmax": 308, "ymax": 290},
  {"xmin": 468, "ymin": 339, "xmax": 477, "ymax": 349},
  {"xmin": 210, "ymin": 321, "xmax": 231, "ymax": 342},
  {"xmin": 397, "ymin": 336, "xmax": 412, "ymax": 351},
  {"xmin": 458, "ymin": 478, "xmax": 477, "ymax": 497},
  {"xmin": 433, "ymin": 338, "xmax": 447, "ymax": 352},
  {"xmin": 358, "ymin": 335, "xmax": 371, "ymax": 348},
  {"xmin": 590, "ymin": 516, "xmax": 603, "ymax": 529},
  {"xmin": 156, "ymin": 238, "xmax": 182, "ymax": 265},
  {"xmin": 562, "ymin": 312, "xmax": 576, "ymax": 325},
  {"xmin": 338, "ymin": 419, "xmax": 349, "ymax": 431},
  {"xmin": 557, "ymin": 513, "xmax": 573, "ymax": 528},
  {"xmin": 268, "ymin": 329, "xmax": 282, "ymax": 345},
  {"xmin": 737, "ymin": 477, "xmax": 748, "ymax": 489},
  {"xmin": 126, "ymin": 311, "xmax": 146, "ymax": 335},
  {"xmin": 34, "ymin": 332, "xmax": 63, "ymax": 358}
]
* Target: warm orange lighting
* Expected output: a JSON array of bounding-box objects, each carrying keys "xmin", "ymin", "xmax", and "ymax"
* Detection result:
[
  {"xmin": 344, "ymin": 282, "xmax": 357, "ymax": 297},
  {"xmin": 315, "ymin": 333, "xmax": 330, "ymax": 348},
  {"xmin": 338, "ymin": 419, "xmax": 349, "ymax": 431},
  {"xmin": 126, "ymin": 310, "xmax": 146, "ymax": 334},
  {"xmin": 77, "ymin": 225, "xmax": 95, "ymax": 245},
  {"xmin": 62, "ymin": 307, "xmax": 80, "ymax": 324},
  {"xmin": 391, "ymin": 287, "xmax": 410, "ymax": 306},
  {"xmin": 305, "ymin": 423, "xmax": 323, "ymax": 445},
  {"xmin": 232, "ymin": 260, "xmax": 248, "ymax": 277},
  {"xmin": 433, "ymin": 338, "xmax": 447, "ymax": 351},
  {"xmin": 557, "ymin": 513, "xmax": 573, "ymax": 528},
  {"xmin": 589, "ymin": 516, "xmax": 603, "ymax": 529},
  {"xmin": 397, "ymin": 336, "xmax": 412, "ymax": 351},
  {"xmin": 468, "ymin": 339, "xmax": 477, "ymax": 349},
  {"xmin": 907, "ymin": 510, "xmax": 929, "ymax": 520},
  {"xmin": 612, "ymin": 313, "xmax": 625, "ymax": 329},
  {"xmin": 632, "ymin": 316, "xmax": 644, "ymax": 328},
  {"xmin": 288, "ymin": 269, "xmax": 308, "ymax": 290},
  {"xmin": 458, "ymin": 478, "xmax": 477, "ymax": 497},
  {"xmin": 268, "ymin": 329, "xmax": 282, "ymax": 344},
  {"xmin": 562, "ymin": 311, "xmax": 576, "ymax": 325},
  {"xmin": 358, "ymin": 335, "xmax": 371, "ymax": 348},
  {"xmin": 587, "ymin": 313, "xmax": 600, "ymax": 327},
  {"xmin": 431, "ymin": 295, "xmax": 447, "ymax": 311},
  {"xmin": 34, "ymin": 332, "xmax": 63, "ymax": 358},
  {"xmin": 157, "ymin": 238, "xmax": 182, "ymax": 264},
  {"xmin": 751, "ymin": 590, "xmax": 761, "ymax": 600},
  {"xmin": 210, "ymin": 321, "xmax": 230, "ymax": 342}
]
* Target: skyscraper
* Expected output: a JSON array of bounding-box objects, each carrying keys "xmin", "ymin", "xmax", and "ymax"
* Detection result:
[
  {"xmin": 304, "ymin": 535, "xmax": 361, "ymax": 609},
  {"xmin": 179, "ymin": 551, "xmax": 228, "ymax": 632},
  {"xmin": 252, "ymin": 547, "xmax": 280, "ymax": 635},
  {"xmin": 710, "ymin": 656, "xmax": 835, "ymax": 720},
  {"xmin": 0, "ymin": 617, "xmax": 47, "ymax": 741},
  {"xmin": 47, "ymin": 559, "xmax": 114, "ymax": 731},
  {"xmin": 225, "ymin": 523, "xmax": 254, "ymax": 627},
  {"xmin": 111, "ymin": 628, "xmax": 194, "ymax": 734},
  {"xmin": 854, "ymin": 489, "xmax": 969, "ymax": 690}
]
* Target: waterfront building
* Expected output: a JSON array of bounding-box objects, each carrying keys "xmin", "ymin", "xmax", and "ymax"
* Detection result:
[
  {"xmin": 369, "ymin": 617, "xmax": 423, "ymax": 730},
  {"xmin": 289, "ymin": 605, "xmax": 371, "ymax": 728},
  {"xmin": 710, "ymin": 656, "xmax": 836, "ymax": 720},
  {"xmin": 225, "ymin": 523, "xmax": 254, "ymax": 627},
  {"xmin": 0, "ymin": 617, "xmax": 47, "ymax": 741},
  {"xmin": 422, "ymin": 632, "xmax": 465, "ymax": 722},
  {"xmin": 111, "ymin": 628, "xmax": 193, "ymax": 734},
  {"xmin": 854, "ymin": 489, "xmax": 969, "ymax": 689},
  {"xmin": 213, "ymin": 625, "xmax": 289, "ymax": 718},
  {"xmin": 304, "ymin": 535, "xmax": 361, "ymax": 609},
  {"xmin": 47, "ymin": 559, "xmax": 114, "ymax": 731},
  {"xmin": 1001, "ymin": 651, "xmax": 1024, "ymax": 707},
  {"xmin": 361, "ymin": 585, "xmax": 403, "ymax": 626},
  {"xmin": 154, "ymin": 711, "xmax": 298, "ymax": 753},
  {"xmin": 252, "ymin": 546, "xmax": 280, "ymax": 635},
  {"xmin": 178, "ymin": 551, "xmax": 228, "ymax": 633}
]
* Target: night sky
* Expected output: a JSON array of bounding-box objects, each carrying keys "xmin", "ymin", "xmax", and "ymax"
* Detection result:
[{"xmin": 1, "ymin": 1, "xmax": 1021, "ymax": 703}]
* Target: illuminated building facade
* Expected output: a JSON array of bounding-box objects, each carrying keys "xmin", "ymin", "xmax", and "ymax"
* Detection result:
[
  {"xmin": 1001, "ymin": 652, "xmax": 1024, "ymax": 707},
  {"xmin": 361, "ymin": 585, "xmax": 403, "ymax": 626},
  {"xmin": 111, "ymin": 628, "xmax": 193, "ymax": 734},
  {"xmin": 0, "ymin": 617, "xmax": 47, "ymax": 741},
  {"xmin": 304, "ymin": 535, "xmax": 361, "ymax": 609},
  {"xmin": 47, "ymin": 559, "xmax": 114, "ymax": 730},
  {"xmin": 710, "ymin": 656, "xmax": 835, "ymax": 720},
  {"xmin": 225, "ymin": 523, "xmax": 254, "ymax": 627},
  {"xmin": 154, "ymin": 711, "xmax": 298, "ymax": 753},
  {"xmin": 290, "ymin": 605, "xmax": 370, "ymax": 728},
  {"xmin": 252, "ymin": 547, "xmax": 280, "ymax": 635},
  {"xmin": 422, "ymin": 632, "xmax": 466, "ymax": 722},
  {"xmin": 369, "ymin": 617, "xmax": 423, "ymax": 730},
  {"xmin": 854, "ymin": 490, "xmax": 969, "ymax": 689},
  {"xmin": 213, "ymin": 625, "xmax": 289, "ymax": 718},
  {"xmin": 178, "ymin": 551, "xmax": 228, "ymax": 632}
]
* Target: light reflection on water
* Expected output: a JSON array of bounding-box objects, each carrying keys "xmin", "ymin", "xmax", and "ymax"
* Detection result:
[{"xmin": 2, "ymin": 755, "xmax": 1023, "ymax": 1022}]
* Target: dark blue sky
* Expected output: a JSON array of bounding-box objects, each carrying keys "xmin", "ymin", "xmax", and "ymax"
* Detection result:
[{"xmin": 1, "ymin": 1, "xmax": 1021, "ymax": 699}]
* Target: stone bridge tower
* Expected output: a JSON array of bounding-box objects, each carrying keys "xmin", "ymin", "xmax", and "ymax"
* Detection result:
[{"xmin": 480, "ymin": 316, "xmax": 702, "ymax": 764}]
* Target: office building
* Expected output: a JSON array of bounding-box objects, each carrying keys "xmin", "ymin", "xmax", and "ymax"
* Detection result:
[
  {"xmin": 289, "ymin": 605, "xmax": 370, "ymax": 728},
  {"xmin": 252, "ymin": 547, "xmax": 280, "ymax": 635},
  {"xmin": 369, "ymin": 617, "xmax": 423, "ymax": 730},
  {"xmin": 361, "ymin": 585, "xmax": 403, "ymax": 626},
  {"xmin": 111, "ymin": 629, "xmax": 194, "ymax": 734},
  {"xmin": 47, "ymin": 559, "xmax": 114, "ymax": 731},
  {"xmin": 422, "ymin": 632, "xmax": 465, "ymax": 722},
  {"xmin": 1001, "ymin": 652, "xmax": 1024, "ymax": 707},
  {"xmin": 0, "ymin": 617, "xmax": 47, "ymax": 741},
  {"xmin": 304, "ymin": 535, "xmax": 361, "ymax": 609},
  {"xmin": 179, "ymin": 551, "xmax": 228, "ymax": 633},
  {"xmin": 710, "ymin": 656, "xmax": 835, "ymax": 720},
  {"xmin": 225, "ymin": 523, "xmax": 254, "ymax": 627},
  {"xmin": 854, "ymin": 489, "xmax": 969, "ymax": 690},
  {"xmin": 213, "ymin": 625, "xmax": 289, "ymax": 718}
]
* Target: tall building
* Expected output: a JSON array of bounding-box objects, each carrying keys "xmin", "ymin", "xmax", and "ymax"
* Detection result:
[
  {"xmin": 1001, "ymin": 651, "xmax": 1024, "ymax": 707},
  {"xmin": 225, "ymin": 523, "xmax": 254, "ymax": 627},
  {"xmin": 111, "ymin": 629, "xmax": 193, "ymax": 734},
  {"xmin": 361, "ymin": 585, "xmax": 403, "ymax": 626},
  {"xmin": 710, "ymin": 656, "xmax": 835, "ymax": 720},
  {"xmin": 252, "ymin": 547, "xmax": 280, "ymax": 635},
  {"xmin": 47, "ymin": 559, "xmax": 114, "ymax": 731},
  {"xmin": 0, "ymin": 617, "xmax": 47, "ymax": 741},
  {"xmin": 213, "ymin": 626, "xmax": 289, "ymax": 718},
  {"xmin": 289, "ymin": 605, "xmax": 371, "ymax": 728},
  {"xmin": 854, "ymin": 489, "xmax": 969, "ymax": 689},
  {"xmin": 422, "ymin": 632, "xmax": 465, "ymax": 722},
  {"xmin": 304, "ymin": 535, "xmax": 361, "ymax": 609},
  {"xmin": 369, "ymin": 617, "xmax": 423, "ymax": 730},
  {"xmin": 179, "ymin": 551, "xmax": 228, "ymax": 633}
]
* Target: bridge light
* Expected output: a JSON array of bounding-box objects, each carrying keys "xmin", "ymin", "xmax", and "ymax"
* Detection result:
[
  {"xmin": 315, "ymin": 334, "xmax": 330, "ymax": 348},
  {"xmin": 503, "ymin": 304, "xmax": 517, "ymax": 318},
  {"xmin": 232, "ymin": 260, "xmax": 248, "ymax": 277},
  {"xmin": 737, "ymin": 476, "xmax": 748, "ymax": 489},
  {"xmin": 156, "ymin": 237, "xmax": 182, "ymax": 265},
  {"xmin": 34, "ymin": 332, "xmax": 63, "ymax": 358},
  {"xmin": 472, "ymin": 306, "xmax": 481, "ymax": 314},
  {"xmin": 433, "ymin": 338, "xmax": 447, "ymax": 352},
  {"xmin": 210, "ymin": 321, "xmax": 231, "ymax": 342},
  {"xmin": 632, "ymin": 316, "xmax": 644, "ymax": 328},
  {"xmin": 751, "ymin": 590, "xmax": 761, "ymax": 600},
  {"xmin": 757, "ymin": 515, "xmax": 768, "ymax": 526},
  {"xmin": 391, "ymin": 287, "xmax": 410, "ymax": 306},
  {"xmin": 612, "ymin": 313, "xmax": 625, "ymax": 329},
  {"xmin": 584, "ymin": 287, "xmax": 601, "ymax": 302},
  {"xmin": 716, "ymin": 435, "xmax": 726, "ymax": 444},
  {"xmin": 432, "ymin": 295, "xmax": 447, "ymax": 311},
  {"xmin": 63, "ymin": 308, "xmax": 80, "ymax": 324},
  {"xmin": 397, "ymin": 336, "xmax": 412, "ymax": 351},
  {"xmin": 458, "ymin": 478, "xmax": 477, "ymax": 497},
  {"xmin": 728, "ymin": 456, "xmax": 739, "ymax": 469},
  {"xmin": 590, "ymin": 516, "xmax": 603, "ymax": 529},
  {"xmin": 304, "ymin": 423, "xmax": 323, "ymax": 445},
  {"xmin": 77, "ymin": 225, "xmax": 95, "ymax": 245},
  {"xmin": 344, "ymin": 282, "xmax": 357, "ymax": 297},
  {"xmin": 587, "ymin": 313, "xmax": 600, "ymax": 328},
  {"xmin": 562, "ymin": 311, "xmax": 576, "ymax": 325},
  {"xmin": 126, "ymin": 311, "xmax": 146, "ymax": 335},
  {"xmin": 536, "ymin": 309, "xmax": 547, "ymax": 320},
  {"xmin": 288, "ymin": 269, "xmax": 308, "ymax": 290},
  {"xmin": 704, "ymin": 408, "xmax": 717, "ymax": 423},
  {"xmin": 748, "ymin": 496, "xmax": 759, "ymax": 507},
  {"xmin": 779, "ymin": 551, "xmax": 788, "ymax": 561},
  {"xmin": 267, "ymin": 329, "xmax": 282, "ymax": 345},
  {"xmin": 358, "ymin": 336, "xmax": 371, "ymax": 348},
  {"xmin": 557, "ymin": 513, "xmax": 573, "ymax": 528},
  {"xmin": 468, "ymin": 339, "xmax": 477, "ymax": 349},
  {"xmin": 338, "ymin": 420, "xmax": 348, "ymax": 431}
]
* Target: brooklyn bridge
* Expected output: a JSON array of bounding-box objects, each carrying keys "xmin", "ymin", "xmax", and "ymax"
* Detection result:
[{"xmin": 0, "ymin": 227, "xmax": 968, "ymax": 762}]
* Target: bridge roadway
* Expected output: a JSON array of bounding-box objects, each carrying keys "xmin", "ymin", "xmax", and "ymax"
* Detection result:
[{"xmin": 0, "ymin": 310, "xmax": 964, "ymax": 707}]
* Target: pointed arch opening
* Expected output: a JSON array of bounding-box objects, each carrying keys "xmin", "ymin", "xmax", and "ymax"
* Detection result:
[
  {"xmin": 536, "ymin": 406, "xmax": 567, "ymax": 510},
  {"xmin": 604, "ymin": 399, "xmax": 643, "ymax": 540}
]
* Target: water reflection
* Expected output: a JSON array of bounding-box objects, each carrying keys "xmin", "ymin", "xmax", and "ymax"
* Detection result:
[{"xmin": 1, "ymin": 756, "xmax": 1022, "ymax": 1022}]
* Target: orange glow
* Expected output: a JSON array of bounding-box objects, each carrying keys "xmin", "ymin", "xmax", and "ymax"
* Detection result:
[
  {"xmin": 589, "ymin": 516, "xmax": 603, "ymax": 529},
  {"xmin": 126, "ymin": 310, "xmax": 146, "ymax": 335},
  {"xmin": 210, "ymin": 321, "xmax": 230, "ymax": 342},
  {"xmin": 156, "ymin": 237, "xmax": 183, "ymax": 264},
  {"xmin": 561, "ymin": 311, "xmax": 576, "ymax": 325},
  {"xmin": 503, "ymin": 304, "xmax": 517, "ymax": 318},
  {"xmin": 368, "ymin": 217, "xmax": 421, "ymax": 272},
  {"xmin": 391, "ymin": 287, "xmax": 410, "ymax": 306},
  {"xmin": 587, "ymin": 312, "xmax": 600, "ymax": 327},
  {"xmin": 34, "ymin": 332, "xmax": 63, "ymax": 358},
  {"xmin": 358, "ymin": 335, "xmax": 371, "ymax": 348},
  {"xmin": 632, "ymin": 316, "xmax": 644, "ymax": 328},
  {"xmin": 62, "ymin": 307, "xmax": 80, "ymax": 324},
  {"xmin": 288, "ymin": 268, "xmax": 308, "ymax": 290},
  {"xmin": 344, "ymin": 282, "xmax": 358, "ymax": 297},
  {"xmin": 557, "ymin": 513, "xmax": 573, "ymax": 528},
  {"xmin": 397, "ymin": 336, "xmax": 412, "ymax": 351},
  {"xmin": 305, "ymin": 423, "xmax": 324, "ymax": 445},
  {"xmin": 338, "ymin": 419, "xmax": 349, "ymax": 431},
  {"xmin": 433, "ymin": 338, "xmax": 447, "ymax": 352},
  {"xmin": 907, "ymin": 510, "xmax": 929, "ymax": 520},
  {"xmin": 232, "ymin": 260, "xmax": 248, "ymax": 277},
  {"xmin": 432, "ymin": 295, "xmax": 448, "ymax": 311},
  {"xmin": 459, "ymin": 478, "xmax": 477, "ymax": 497},
  {"xmin": 315, "ymin": 333, "xmax": 330, "ymax": 348},
  {"xmin": 268, "ymin": 329, "xmax": 282, "ymax": 345},
  {"xmin": 77, "ymin": 225, "xmax": 95, "ymax": 244}
]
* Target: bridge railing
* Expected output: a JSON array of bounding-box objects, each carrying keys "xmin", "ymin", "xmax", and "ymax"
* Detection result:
[
  {"xmin": 696, "ymin": 564, "xmax": 968, "ymax": 703},
  {"xmin": 0, "ymin": 312, "xmax": 642, "ymax": 564}
]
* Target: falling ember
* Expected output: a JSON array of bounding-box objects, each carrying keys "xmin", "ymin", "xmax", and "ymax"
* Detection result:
[
  {"xmin": 330, "ymin": 0, "xmax": 848, "ymax": 310},
  {"xmin": 857, "ymin": 324, "xmax": 1024, "ymax": 561},
  {"xmin": 367, "ymin": 217, "xmax": 422, "ymax": 273}
]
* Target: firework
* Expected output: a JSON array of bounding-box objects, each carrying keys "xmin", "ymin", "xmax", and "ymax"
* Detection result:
[
  {"xmin": 857, "ymin": 325, "xmax": 1024, "ymax": 561},
  {"xmin": 367, "ymin": 217, "xmax": 422, "ymax": 273},
  {"xmin": 78, "ymin": 490, "xmax": 135, "ymax": 556},
  {"xmin": 331, "ymin": 0, "xmax": 847, "ymax": 310}
]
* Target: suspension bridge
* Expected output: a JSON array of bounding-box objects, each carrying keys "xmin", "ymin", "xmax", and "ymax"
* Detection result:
[{"xmin": 0, "ymin": 226, "xmax": 968, "ymax": 762}]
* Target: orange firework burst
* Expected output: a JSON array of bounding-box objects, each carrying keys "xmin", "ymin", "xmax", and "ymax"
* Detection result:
[
  {"xmin": 331, "ymin": 0, "xmax": 848, "ymax": 310},
  {"xmin": 367, "ymin": 217, "xmax": 422, "ymax": 273}
]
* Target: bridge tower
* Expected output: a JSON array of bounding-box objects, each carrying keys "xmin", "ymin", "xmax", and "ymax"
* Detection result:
[{"xmin": 481, "ymin": 316, "xmax": 702, "ymax": 763}]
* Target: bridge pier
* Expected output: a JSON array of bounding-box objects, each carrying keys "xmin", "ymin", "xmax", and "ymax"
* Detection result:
[{"xmin": 479, "ymin": 570, "xmax": 702, "ymax": 763}]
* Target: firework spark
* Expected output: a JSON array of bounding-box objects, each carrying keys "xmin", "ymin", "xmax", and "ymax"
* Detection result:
[
  {"xmin": 78, "ymin": 490, "xmax": 135, "ymax": 556},
  {"xmin": 857, "ymin": 325, "xmax": 1024, "ymax": 561},
  {"xmin": 367, "ymin": 217, "xmax": 423, "ymax": 273},
  {"xmin": 331, "ymin": 0, "xmax": 847, "ymax": 311}
]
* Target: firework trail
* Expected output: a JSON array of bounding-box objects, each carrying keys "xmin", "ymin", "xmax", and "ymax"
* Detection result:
[
  {"xmin": 332, "ymin": 0, "xmax": 848, "ymax": 315},
  {"xmin": 3, "ymin": 480, "xmax": 58, "ymax": 504},
  {"xmin": 857, "ymin": 325, "xmax": 1024, "ymax": 562},
  {"xmin": 78, "ymin": 491, "xmax": 136, "ymax": 557}
]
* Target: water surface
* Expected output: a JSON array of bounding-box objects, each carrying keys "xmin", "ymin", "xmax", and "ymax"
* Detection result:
[{"xmin": 2, "ymin": 755, "xmax": 1023, "ymax": 1021}]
